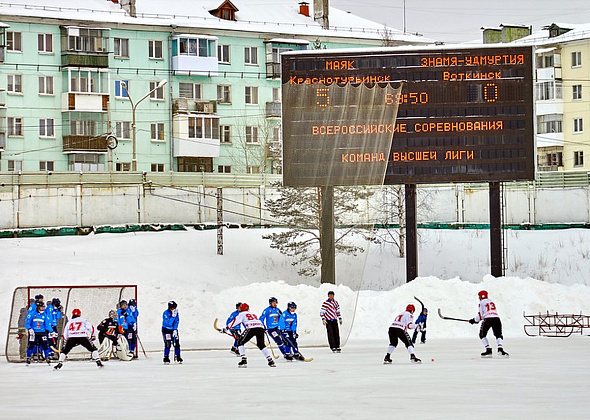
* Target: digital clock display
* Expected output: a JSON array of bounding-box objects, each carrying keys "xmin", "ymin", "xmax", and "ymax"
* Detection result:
[{"xmin": 281, "ymin": 46, "xmax": 535, "ymax": 186}]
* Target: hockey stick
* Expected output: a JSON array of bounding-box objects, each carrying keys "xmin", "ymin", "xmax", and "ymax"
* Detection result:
[
  {"xmin": 136, "ymin": 333, "xmax": 148, "ymax": 358},
  {"xmin": 213, "ymin": 318, "xmax": 240, "ymax": 339},
  {"xmin": 264, "ymin": 331, "xmax": 280, "ymax": 359},
  {"xmin": 414, "ymin": 296, "xmax": 425, "ymax": 312},
  {"xmin": 437, "ymin": 308, "xmax": 470, "ymax": 322}
]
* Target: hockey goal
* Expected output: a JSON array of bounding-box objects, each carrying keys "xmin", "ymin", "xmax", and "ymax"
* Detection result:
[{"xmin": 5, "ymin": 285, "xmax": 137, "ymax": 363}]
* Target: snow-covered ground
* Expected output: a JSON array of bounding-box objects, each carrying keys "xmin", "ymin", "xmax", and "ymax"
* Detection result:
[{"xmin": 1, "ymin": 228, "xmax": 590, "ymax": 418}]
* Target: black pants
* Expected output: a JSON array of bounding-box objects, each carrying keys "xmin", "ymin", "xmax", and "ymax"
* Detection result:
[
  {"xmin": 62, "ymin": 337, "xmax": 97, "ymax": 355},
  {"xmin": 388, "ymin": 327, "xmax": 412, "ymax": 349},
  {"xmin": 99, "ymin": 332, "xmax": 118, "ymax": 346},
  {"xmin": 480, "ymin": 317, "xmax": 503, "ymax": 340},
  {"xmin": 412, "ymin": 329, "xmax": 426, "ymax": 344},
  {"xmin": 238, "ymin": 328, "xmax": 266, "ymax": 350},
  {"xmin": 325, "ymin": 320, "xmax": 340, "ymax": 349}
]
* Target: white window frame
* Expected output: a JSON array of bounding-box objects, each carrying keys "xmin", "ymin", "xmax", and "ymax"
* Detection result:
[
  {"xmin": 114, "ymin": 38, "xmax": 130, "ymax": 58},
  {"xmin": 245, "ymin": 86, "xmax": 258, "ymax": 105},
  {"xmin": 179, "ymin": 82, "xmax": 202, "ymax": 100},
  {"xmin": 246, "ymin": 165, "xmax": 261, "ymax": 174},
  {"xmin": 149, "ymin": 81, "xmax": 165, "ymax": 100},
  {"xmin": 39, "ymin": 118, "xmax": 55, "ymax": 138},
  {"xmin": 151, "ymin": 163, "xmax": 165, "ymax": 172},
  {"xmin": 8, "ymin": 160, "xmax": 23, "ymax": 172},
  {"xmin": 38, "ymin": 33, "xmax": 53, "ymax": 53},
  {"xmin": 115, "ymin": 121, "xmax": 131, "ymax": 140},
  {"xmin": 38, "ymin": 75, "xmax": 54, "ymax": 95},
  {"xmin": 150, "ymin": 122, "xmax": 165, "ymax": 141},
  {"xmin": 39, "ymin": 161, "xmax": 54, "ymax": 171},
  {"xmin": 188, "ymin": 116, "xmax": 220, "ymax": 140},
  {"xmin": 8, "ymin": 117, "xmax": 23, "ymax": 136},
  {"xmin": 220, "ymin": 125, "xmax": 231, "ymax": 143},
  {"xmin": 218, "ymin": 44, "xmax": 230, "ymax": 64},
  {"xmin": 245, "ymin": 126, "xmax": 259, "ymax": 144},
  {"xmin": 574, "ymin": 118, "xmax": 583, "ymax": 133},
  {"xmin": 149, "ymin": 40, "xmax": 163, "ymax": 59},
  {"xmin": 573, "ymin": 84, "xmax": 582, "ymax": 100},
  {"xmin": 572, "ymin": 51, "xmax": 582, "ymax": 68},
  {"xmin": 218, "ymin": 165, "xmax": 231, "ymax": 173},
  {"xmin": 244, "ymin": 46, "xmax": 258, "ymax": 65},
  {"xmin": 116, "ymin": 162, "xmax": 132, "ymax": 171},
  {"xmin": 7, "ymin": 31, "xmax": 22, "ymax": 52},
  {"xmin": 272, "ymin": 87, "xmax": 281, "ymax": 102},
  {"xmin": 7, "ymin": 74, "xmax": 23, "ymax": 94},
  {"xmin": 217, "ymin": 84, "xmax": 231, "ymax": 104},
  {"xmin": 574, "ymin": 151, "xmax": 584, "ymax": 167},
  {"xmin": 115, "ymin": 80, "xmax": 129, "ymax": 98}
]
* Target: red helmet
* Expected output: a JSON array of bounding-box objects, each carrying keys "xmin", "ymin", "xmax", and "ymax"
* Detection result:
[
  {"xmin": 239, "ymin": 303, "xmax": 249, "ymax": 312},
  {"xmin": 72, "ymin": 308, "xmax": 81, "ymax": 317},
  {"xmin": 406, "ymin": 304, "xmax": 415, "ymax": 313},
  {"xmin": 478, "ymin": 290, "xmax": 488, "ymax": 300}
]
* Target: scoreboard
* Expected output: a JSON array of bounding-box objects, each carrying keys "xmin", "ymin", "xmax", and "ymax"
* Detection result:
[{"xmin": 281, "ymin": 46, "xmax": 535, "ymax": 186}]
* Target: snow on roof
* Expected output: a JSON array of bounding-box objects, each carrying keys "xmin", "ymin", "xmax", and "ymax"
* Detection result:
[
  {"xmin": 513, "ymin": 22, "xmax": 590, "ymax": 46},
  {"xmin": 0, "ymin": 0, "xmax": 433, "ymax": 44}
]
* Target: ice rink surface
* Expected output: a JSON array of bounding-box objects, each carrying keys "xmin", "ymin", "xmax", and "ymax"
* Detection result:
[{"xmin": 2, "ymin": 337, "xmax": 589, "ymax": 420}]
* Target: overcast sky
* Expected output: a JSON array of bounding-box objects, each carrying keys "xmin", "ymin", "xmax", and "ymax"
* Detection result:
[{"xmin": 331, "ymin": 0, "xmax": 590, "ymax": 43}]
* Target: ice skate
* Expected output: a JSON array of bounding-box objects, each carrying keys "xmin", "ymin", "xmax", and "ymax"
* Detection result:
[
  {"xmin": 295, "ymin": 353, "xmax": 305, "ymax": 361},
  {"xmin": 481, "ymin": 347, "xmax": 493, "ymax": 358},
  {"xmin": 163, "ymin": 356, "xmax": 170, "ymax": 365},
  {"xmin": 267, "ymin": 358, "xmax": 276, "ymax": 367},
  {"xmin": 410, "ymin": 354, "xmax": 422, "ymax": 364},
  {"xmin": 175, "ymin": 355, "xmax": 183, "ymax": 364},
  {"xmin": 335, "ymin": 348, "xmax": 341, "ymax": 353},
  {"xmin": 497, "ymin": 347, "xmax": 509, "ymax": 358},
  {"xmin": 26, "ymin": 358, "xmax": 31, "ymax": 365},
  {"xmin": 54, "ymin": 362, "xmax": 63, "ymax": 370},
  {"xmin": 238, "ymin": 357, "xmax": 247, "ymax": 368},
  {"xmin": 383, "ymin": 354, "xmax": 392, "ymax": 364},
  {"xmin": 284, "ymin": 354, "xmax": 294, "ymax": 361},
  {"xmin": 230, "ymin": 346, "xmax": 240, "ymax": 356},
  {"xmin": 96, "ymin": 360, "xmax": 104, "ymax": 368}
]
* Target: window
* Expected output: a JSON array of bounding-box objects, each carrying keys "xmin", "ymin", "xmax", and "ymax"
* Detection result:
[
  {"xmin": 188, "ymin": 116, "xmax": 219, "ymax": 139},
  {"xmin": 572, "ymin": 51, "xmax": 582, "ymax": 67},
  {"xmin": 546, "ymin": 152, "xmax": 563, "ymax": 167},
  {"xmin": 273, "ymin": 125, "xmax": 281, "ymax": 142},
  {"xmin": 273, "ymin": 87, "xmax": 281, "ymax": 102},
  {"xmin": 8, "ymin": 160, "xmax": 23, "ymax": 172},
  {"xmin": 574, "ymin": 151, "xmax": 584, "ymax": 167},
  {"xmin": 537, "ymin": 114, "xmax": 562, "ymax": 134},
  {"xmin": 66, "ymin": 28, "xmax": 106, "ymax": 53},
  {"xmin": 149, "ymin": 81, "xmax": 165, "ymax": 100},
  {"xmin": 220, "ymin": 125, "xmax": 231, "ymax": 143},
  {"xmin": 39, "ymin": 161, "xmax": 54, "ymax": 171},
  {"xmin": 218, "ymin": 165, "xmax": 231, "ymax": 173},
  {"xmin": 245, "ymin": 126, "xmax": 258, "ymax": 143},
  {"xmin": 574, "ymin": 118, "xmax": 583, "ymax": 133},
  {"xmin": 39, "ymin": 118, "xmax": 55, "ymax": 137},
  {"xmin": 151, "ymin": 123, "xmax": 165, "ymax": 141},
  {"xmin": 38, "ymin": 76, "xmax": 54, "ymax": 95},
  {"xmin": 115, "ymin": 80, "xmax": 129, "ymax": 98},
  {"xmin": 247, "ymin": 165, "xmax": 261, "ymax": 174},
  {"xmin": 8, "ymin": 117, "xmax": 23, "ymax": 136},
  {"xmin": 217, "ymin": 85, "xmax": 231, "ymax": 103},
  {"xmin": 116, "ymin": 162, "xmax": 132, "ymax": 171},
  {"xmin": 536, "ymin": 81, "xmax": 563, "ymax": 100},
  {"xmin": 114, "ymin": 38, "xmax": 129, "ymax": 58},
  {"xmin": 7, "ymin": 31, "xmax": 22, "ymax": 52},
  {"xmin": 70, "ymin": 120, "xmax": 97, "ymax": 136},
  {"xmin": 245, "ymin": 86, "xmax": 258, "ymax": 105},
  {"xmin": 218, "ymin": 44, "xmax": 230, "ymax": 63},
  {"xmin": 149, "ymin": 40, "xmax": 163, "ymax": 59},
  {"xmin": 68, "ymin": 69, "xmax": 106, "ymax": 94},
  {"xmin": 68, "ymin": 153, "xmax": 104, "ymax": 171},
  {"xmin": 38, "ymin": 33, "xmax": 53, "ymax": 53},
  {"xmin": 244, "ymin": 46, "xmax": 258, "ymax": 65},
  {"xmin": 573, "ymin": 84, "xmax": 582, "ymax": 100},
  {"xmin": 7, "ymin": 74, "xmax": 23, "ymax": 94},
  {"xmin": 177, "ymin": 37, "xmax": 216, "ymax": 57},
  {"xmin": 151, "ymin": 163, "xmax": 165, "ymax": 172},
  {"xmin": 179, "ymin": 82, "xmax": 202, "ymax": 100},
  {"xmin": 115, "ymin": 121, "xmax": 131, "ymax": 140}
]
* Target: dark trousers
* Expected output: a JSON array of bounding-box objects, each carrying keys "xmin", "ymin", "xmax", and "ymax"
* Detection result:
[
  {"xmin": 412, "ymin": 329, "xmax": 426, "ymax": 344},
  {"xmin": 62, "ymin": 337, "xmax": 97, "ymax": 355},
  {"xmin": 480, "ymin": 317, "xmax": 503, "ymax": 340},
  {"xmin": 125, "ymin": 328, "xmax": 137, "ymax": 351},
  {"xmin": 237, "ymin": 328, "xmax": 266, "ymax": 350},
  {"xmin": 388, "ymin": 327, "xmax": 412, "ymax": 349},
  {"xmin": 325, "ymin": 320, "xmax": 340, "ymax": 349},
  {"xmin": 162, "ymin": 327, "xmax": 180, "ymax": 357}
]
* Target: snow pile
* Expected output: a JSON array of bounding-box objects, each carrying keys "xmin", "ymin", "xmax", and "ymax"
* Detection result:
[{"xmin": 1, "ymin": 229, "xmax": 590, "ymax": 354}]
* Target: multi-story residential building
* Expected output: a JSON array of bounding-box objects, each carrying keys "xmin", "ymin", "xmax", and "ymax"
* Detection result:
[{"xmin": 0, "ymin": 0, "xmax": 430, "ymax": 174}]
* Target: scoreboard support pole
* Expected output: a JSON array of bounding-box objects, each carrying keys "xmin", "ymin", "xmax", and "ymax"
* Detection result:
[
  {"xmin": 489, "ymin": 182, "xmax": 503, "ymax": 277},
  {"xmin": 320, "ymin": 186, "xmax": 336, "ymax": 284},
  {"xmin": 405, "ymin": 184, "xmax": 418, "ymax": 282}
]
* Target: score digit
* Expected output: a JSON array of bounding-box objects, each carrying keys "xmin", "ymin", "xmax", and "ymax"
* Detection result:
[
  {"xmin": 316, "ymin": 88, "xmax": 330, "ymax": 107},
  {"xmin": 484, "ymin": 83, "xmax": 498, "ymax": 102}
]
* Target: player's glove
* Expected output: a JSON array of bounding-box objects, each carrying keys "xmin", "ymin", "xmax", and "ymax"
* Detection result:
[
  {"xmin": 469, "ymin": 318, "xmax": 476, "ymax": 324},
  {"xmin": 172, "ymin": 330, "xmax": 179, "ymax": 339},
  {"xmin": 91, "ymin": 335, "xmax": 96, "ymax": 341},
  {"xmin": 28, "ymin": 329, "xmax": 35, "ymax": 339},
  {"xmin": 132, "ymin": 323, "xmax": 137, "ymax": 332},
  {"xmin": 220, "ymin": 328, "xmax": 228, "ymax": 334},
  {"xmin": 293, "ymin": 333, "xmax": 299, "ymax": 339},
  {"xmin": 322, "ymin": 319, "xmax": 327, "ymax": 326},
  {"xmin": 339, "ymin": 318, "xmax": 343, "ymax": 325}
]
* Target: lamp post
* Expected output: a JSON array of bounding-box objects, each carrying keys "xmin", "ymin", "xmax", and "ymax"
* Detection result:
[{"xmin": 121, "ymin": 79, "xmax": 168, "ymax": 171}]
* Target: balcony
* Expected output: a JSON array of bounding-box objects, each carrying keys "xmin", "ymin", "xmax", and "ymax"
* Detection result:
[
  {"xmin": 171, "ymin": 35, "xmax": 218, "ymax": 76},
  {"xmin": 537, "ymin": 67, "xmax": 562, "ymax": 82},
  {"xmin": 62, "ymin": 93, "xmax": 108, "ymax": 112},
  {"xmin": 266, "ymin": 141, "xmax": 281, "ymax": 157},
  {"xmin": 61, "ymin": 26, "xmax": 109, "ymax": 68},
  {"xmin": 172, "ymin": 114, "xmax": 220, "ymax": 158},
  {"xmin": 266, "ymin": 62, "xmax": 280, "ymax": 79},
  {"xmin": 173, "ymin": 98, "xmax": 216, "ymax": 115},
  {"xmin": 63, "ymin": 135, "xmax": 109, "ymax": 153},
  {"xmin": 266, "ymin": 101, "xmax": 281, "ymax": 118}
]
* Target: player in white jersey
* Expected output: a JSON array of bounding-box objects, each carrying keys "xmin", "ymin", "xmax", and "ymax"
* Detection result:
[
  {"xmin": 54, "ymin": 308, "xmax": 103, "ymax": 369},
  {"xmin": 383, "ymin": 304, "xmax": 421, "ymax": 364},
  {"xmin": 223, "ymin": 303, "xmax": 275, "ymax": 368},
  {"xmin": 469, "ymin": 290, "xmax": 509, "ymax": 357}
]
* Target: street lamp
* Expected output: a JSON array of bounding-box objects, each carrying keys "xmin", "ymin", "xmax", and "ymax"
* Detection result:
[{"xmin": 121, "ymin": 79, "xmax": 168, "ymax": 171}]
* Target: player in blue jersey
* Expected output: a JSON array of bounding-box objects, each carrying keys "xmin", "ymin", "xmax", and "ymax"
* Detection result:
[
  {"xmin": 225, "ymin": 302, "xmax": 242, "ymax": 355},
  {"xmin": 45, "ymin": 298, "xmax": 63, "ymax": 359},
  {"xmin": 24, "ymin": 301, "xmax": 52, "ymax": 364},
  {"xmin": 28, "ymin": 294, "xmax": 44, "ymax": 313},
  {"xmin": 260, "ymin": 297, "xmax": 291, "ymax": 360},
  {"xmin": 279, "ymin": 301, "xmax": 307, "ymax": 361},
  {"xmin": 162, "ymin": 301, "xmax": 182, "ymax": 364},
  {"xmin": 117, "ymin": 300, "xmax": 137, "ymax": 358},
  {"xmin": 412, "ymin": 307, "xmax": 428, "ymax": 344}
]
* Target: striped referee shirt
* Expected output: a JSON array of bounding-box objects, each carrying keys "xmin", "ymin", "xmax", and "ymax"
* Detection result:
[{"xmin": 320, "ymin": 299, "xmax": 341, "ymax": 321}]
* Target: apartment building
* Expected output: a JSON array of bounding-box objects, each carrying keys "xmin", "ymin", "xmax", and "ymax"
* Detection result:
[{"xmin": 0, "ymin": 0, "xmax": 430, "ymax": 174}]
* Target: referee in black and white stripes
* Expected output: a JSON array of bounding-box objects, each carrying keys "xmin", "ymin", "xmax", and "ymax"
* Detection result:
[{"xmin": 320, "ymin": 291, "xmax": 342, "ymax": 352}]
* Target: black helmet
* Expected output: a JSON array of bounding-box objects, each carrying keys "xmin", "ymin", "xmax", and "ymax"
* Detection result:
[
  {"xmin": 119, "ymin": 300, "xmax": 128, "ymax": 308},
  {"xmin": 168, "ymin": 301, "xmax": 177, "ymax": 310},
  {"xmin": 52, "ymin": 298, "xmax": 61, "ymax": 307},
  {"xmin": 287, "ymin": 301, "xmax": 297, "ymax": 309},
  {"xmin": 129, "ymin": 299, "xmax": 137, "ymax": 307},
  {"xmin": 269, "ymin": 297, "xmax": 278, "ymax": 304},
  {"xmin": 36, "ymin": 301, "xmax": 45, "ymax": 311},
  {"xmin": 35, "ymin": 294, "xmax": 44, "ymax": 301},
  {"xmin": 235, "ymin": 302, "xmax": 242, "ymax": 310}
]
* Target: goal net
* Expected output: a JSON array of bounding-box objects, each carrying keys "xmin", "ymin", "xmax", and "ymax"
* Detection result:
[{"xmin": 5, "ymin": 285, "xmax": 137, "ymax": 363}]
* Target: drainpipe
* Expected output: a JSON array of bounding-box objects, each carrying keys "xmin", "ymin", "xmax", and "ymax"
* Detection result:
[{"xmin": 169, "ymin": 26, "xmax": 176, "ymax": 171}]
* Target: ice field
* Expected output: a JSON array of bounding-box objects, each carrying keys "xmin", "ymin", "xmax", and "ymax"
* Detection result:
[{"xmin": 1, "ymin": 228, "xmax": 590, "ymax": 419}]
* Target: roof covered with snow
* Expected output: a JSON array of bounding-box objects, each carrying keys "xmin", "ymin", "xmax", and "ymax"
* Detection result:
[
  {"xmin": 513, "ymin": 22, "xmax": 590, "ymax": 46},
  {"xmin": 0, "ymin": 0, "xmax": 433, "ymax": 44}
]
